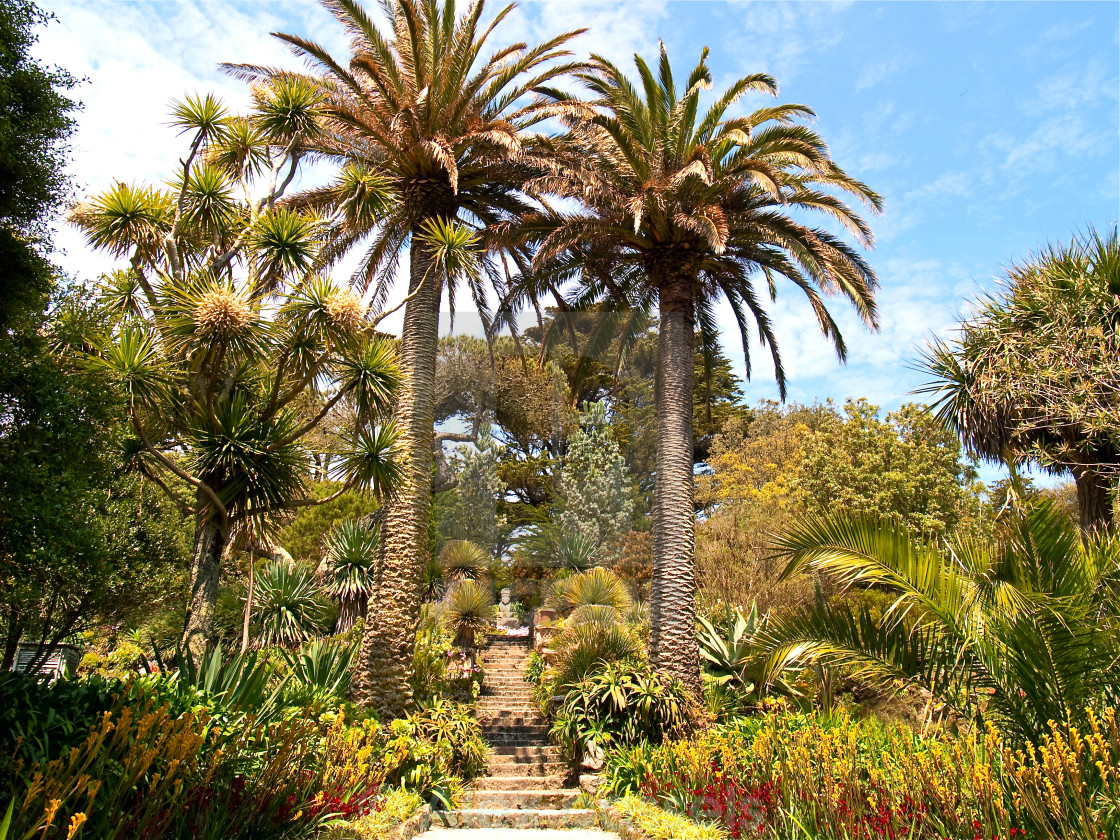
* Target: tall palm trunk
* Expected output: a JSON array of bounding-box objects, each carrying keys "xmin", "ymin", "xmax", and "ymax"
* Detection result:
[
  {"xmin": 356, "ymin": 222, "xmax": 442, "ymax": 718},
  {"xmin": 182, "ymin": 512, "xmax": 227, "ymax": 657},
  {"xmin": 650, "ymin": 266, "xmax": 701, "ymax": 701}
]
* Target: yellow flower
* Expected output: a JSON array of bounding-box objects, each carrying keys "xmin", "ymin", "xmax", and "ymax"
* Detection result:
[{"xmin": 66, "ymin": 813, "xmax": 88, "ymax": 839}]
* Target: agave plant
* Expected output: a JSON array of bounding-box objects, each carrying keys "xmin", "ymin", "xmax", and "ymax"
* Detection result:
[
  {"xmin": 762, "ymin": 500, "xmax": 1120, "ymax": 743},
  {"xmin": 549, "ymin": 566, "xmax": 632, "ymax": 619},
  {"xmin": 252, "ymin": 561, "xmax": 326, "ymax": 648},
  {"xmin": 440, "ymin": 540, "xmax": 489, "ymax": 584},
  {"xmin": 697, "ymin": 604, "xmax": 796, "ymax": 702},
  {"xmin": 322, "ymin": 520, "xmax": 379, "ymax": 632},
  {"xmin": 443, "ymin": 580, "xmax": 495, "ymax": 651}
]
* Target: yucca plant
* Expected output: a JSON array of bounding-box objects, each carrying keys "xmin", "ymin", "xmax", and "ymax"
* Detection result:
[
  {"xmin": 443, "ymin": 580, "xmax": 495, "ymax": 651},
  {"xmin": 762, "ymin": 500, "xmax": 1120, "ymax": 743},
  {"xmin": 553, "ymin": 621, "xmax": 645, "ymax": 688},
  {"xmin": 252, "ymin": 561, "xmax": 326, "ymax": 648},
  {"xmin": 440, "ymin": 540, "xmax": 489, "ymax": 584},
  {"xmin": 322, "ymin": 519, "xmax": 379, "ymax": 632},
  {"xmin": 72, "ymin": 88, "xmax": 404, "ymax": 658},
  {"xmin": 549, "ymin": 566, "xmax": 632, "ymax": 619}
]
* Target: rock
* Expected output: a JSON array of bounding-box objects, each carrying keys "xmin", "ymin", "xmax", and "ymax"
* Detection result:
[{"xmin": 578, "ymin": 774, "xmax": 601, "ymax": 795}]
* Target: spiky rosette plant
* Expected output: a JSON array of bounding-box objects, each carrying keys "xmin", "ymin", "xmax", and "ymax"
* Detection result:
[
  {"xmin": 443, "ymin": 579, "xmax": 495, "ymax": 651},
  {"xmin": 440, "ymin": 540, "xmax": 489, "ymax": 584},
  {"xmin": 73, "ymin": 88, "xmax": 405, "ymax": 657},
  {"xmin": 322, "ymin": 519, "xmax": 380, "ymax": 632},
  {"xmin": 253, "ymin": 560, "xmax": 326, "ymax": 647}
]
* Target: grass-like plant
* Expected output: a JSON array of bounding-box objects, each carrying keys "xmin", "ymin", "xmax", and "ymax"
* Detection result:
[{"xmin": 252, "ymin": 561, "xmax": 326, "ymax": 648}]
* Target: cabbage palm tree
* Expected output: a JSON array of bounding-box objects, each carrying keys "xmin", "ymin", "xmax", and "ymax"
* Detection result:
[
  {"xmin": 72, "ymin": 88, "xmax": 403, "ymax": 657},
  {"xmin": 919, "ymin": 227, "xmax": 1120, "ymax": 535},
  {"xmin": 232, "ymin": 0, "xmax": 584, "ymax": 717},
  {"xmin": 763, "ymin": 502, "xmax": 1120, "ymax": 743},
  {"xmin": 526, "ymin": 45, "xmax": 881, "ymax": 697}
]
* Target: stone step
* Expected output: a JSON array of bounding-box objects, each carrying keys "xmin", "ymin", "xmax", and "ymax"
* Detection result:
[
  {"xmin": 491, "ymin": 744, "xmax": 561, "ymax": 758},
  {"xmin": 478, "ymin": 714, "xmax": 545, "ymax": 726},
  {"xmin": 464, "ymin": 789, "xmax": 581, "ymax": 810},
  {"xmin": 486, "ymin": 766, "xmax": 564, "ymax": 779},
  {"xmin": 472, "ymin": 775, "xmax": 567, "ymax": 791},
  {"xmin": 487, "ymin": 761, "xmax": 568, "ymax": 778},
  {"xmin": 428, "ymin": 809, "xmax": 598, "ymax": 830}
]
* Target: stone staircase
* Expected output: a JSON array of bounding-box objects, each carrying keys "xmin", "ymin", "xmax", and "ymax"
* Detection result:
[{"xmin": 429, "ymin": 635, "xmax": 598, "ymax": 831}]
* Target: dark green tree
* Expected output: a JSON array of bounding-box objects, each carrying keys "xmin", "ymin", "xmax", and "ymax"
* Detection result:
[{"xmin": 0, "ymin": 0, "xmax": 77, "ymax": 327}]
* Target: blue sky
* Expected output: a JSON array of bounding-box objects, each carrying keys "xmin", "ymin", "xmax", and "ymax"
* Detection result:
[{"xmin": 36, "ymin": 0, "xmax": 1120, "ymax": 450}]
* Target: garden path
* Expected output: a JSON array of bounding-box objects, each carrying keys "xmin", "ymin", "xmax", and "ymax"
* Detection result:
[{"xmin": 427, "ymin": 636, "xmax": 611, "ymax": 832}]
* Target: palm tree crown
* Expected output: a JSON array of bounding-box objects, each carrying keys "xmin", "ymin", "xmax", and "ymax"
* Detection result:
[{"xmin": 520, "ymin": 44, "xmax": 881, "ymax": 697}]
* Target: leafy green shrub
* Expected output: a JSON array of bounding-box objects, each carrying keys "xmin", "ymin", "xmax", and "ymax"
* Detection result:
[
  {"xmin": 406, "ymin": 698, "xmax": 489, "ymax": 779},
  {"xmin": 553, "ymin": 620, "xmax": 644, "ymax": 688},
  {"xmin": 551, "ymin": 662, "xmax": 687, "ymax": 759},
  {"xmin": 698, "ymin": 604, "xmax": 796, "ymax": 706}
]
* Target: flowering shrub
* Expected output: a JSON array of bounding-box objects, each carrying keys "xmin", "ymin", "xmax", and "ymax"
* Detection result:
[{"xmin": 601, "ymin": 708, "xmax": 1120, "ymax": 840}]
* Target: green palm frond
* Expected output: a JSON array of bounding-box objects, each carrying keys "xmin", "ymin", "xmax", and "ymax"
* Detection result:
[
  {"xmin": 336, "ymin": 336, "xmax": 401, "ymax": 420},
  {"xmin": 89, "ymin": 324, "xmax": 170, "ymax": 408},
  {"xmin": 763, "ymin": 502, "xmax": 1120, "ymax": 743},
  {"xmin": 251, "ymin": 75, "xmax": 323, "ymax": 144},
  {"xmin": 71, "ymin": 182, "xmax": 174, "ymax": 259}
]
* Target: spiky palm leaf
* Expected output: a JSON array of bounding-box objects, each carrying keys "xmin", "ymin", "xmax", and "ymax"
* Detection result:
[
  {"xmin": 763, "ymin": 502, "xmax": 1120, "ymax": 743},
  {"xmin": 553, "ymin": 620, "xmax": 644, "ymax": 688}
]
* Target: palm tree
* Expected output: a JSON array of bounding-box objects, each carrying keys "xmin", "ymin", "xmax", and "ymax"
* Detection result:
[
  {"xmin": 920, "ymin": 226, "xmax": 1120, "ymax": 535},
  {"xmin": 232, "ymin": 0, "xmax": 584, "ymax": 717},
  {"xmin": 762, "ymin": 502, "xmax": 1120, "ymax": 743},
  {"xmin": 524, "ymin": 45, "xmax": 881, "ymax": 697},
  {"xmin": 73, "ymin": 89, "xmax": 403, "ymax": 657}
]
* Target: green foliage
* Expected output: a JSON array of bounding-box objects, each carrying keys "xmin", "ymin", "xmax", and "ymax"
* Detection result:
[
  {"xmin": 553, "ymin": 621, "xmax": 645, "ymax": 688},
  {"xmin": 697, "ymin": 604, "xmax": 795, "ymax": 702},
  {"xmin": 0, "ymin": 0, "xmax": 78, "ymax": 325},
  {"xmin": 322, "ymin": 520, "xmax": 378, "ymax": 600},
  {"xmin": 278, "ymin": 483, "xmax": 378, "ymax": 568},
  {"xmin": 404, "ymin": 697, "xmax": 489, "ymax": 780},
  {"xmin": 0, "ymin": 288, "xmax": 189, "ymax": 670},
  {"xmin": 798, "ymin": 399, "xmax": 985, "ymax": 539},
  {"xmin": 437, "ymin": 430, "xmax": 506, "ymax": 555},
  {"xmin": 612, "ymin": 794, "xmax": 728, "ymax": 840},
  {"xmin": 551, "ymin": 662, "xmax": 688, "ymax": 757},
  {"xmin": 765, "ymin": 500, "xmax": 1120, "ymax": 743},
  {"xmin": 280, "ymin": 636, "xmax": 355, "ymax": 704},
  {"xmin": 251, "ymin": 561, "xmax": 326, "ymax": 647}
]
